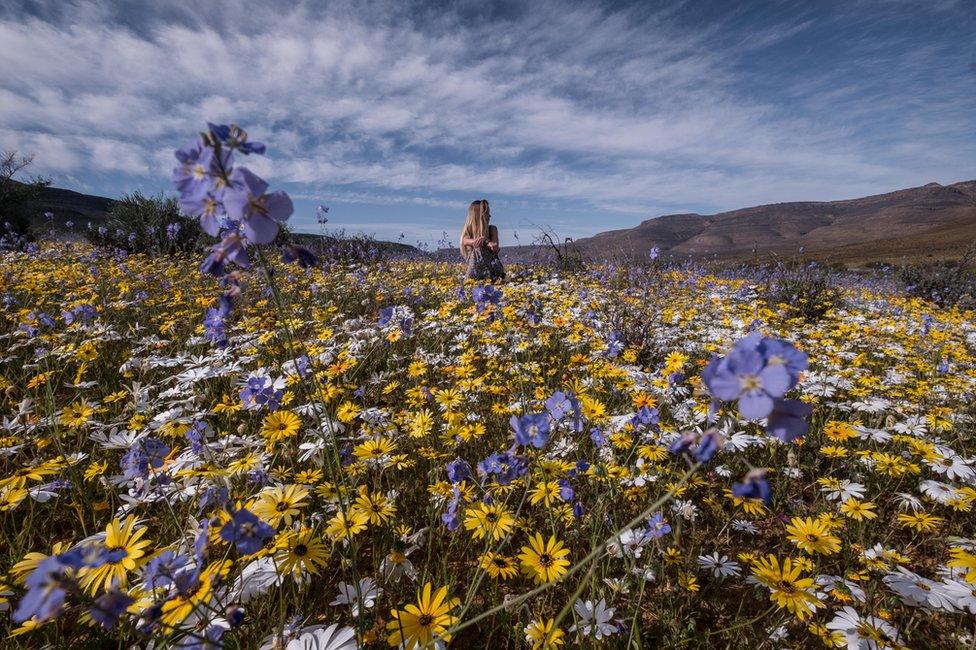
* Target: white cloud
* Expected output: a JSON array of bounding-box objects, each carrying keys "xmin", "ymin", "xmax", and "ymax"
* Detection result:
[{"xmin": 0, "ymin": 0, "xmax": 972, "ymax": 244}]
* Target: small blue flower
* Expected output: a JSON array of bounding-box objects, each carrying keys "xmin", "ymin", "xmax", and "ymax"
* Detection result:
[
  {"xmin": 90, "ymin": 586, "xmax": 135, "ymax": 629},
  {"xmin": 732, "ymin": 470, "xmax": 772, "ymax": 506},
  {"xmin": 220, "ymin": 508, "xmax": 274, "ymax": 555},
  {"xmin": 446, "ymin": 458, "xmax": 472, "ymax": 483},
  {"xmin": 120, "ymin": 437, "xmax": 170, "ymax": 481},
  {"xmin": 645, "ymin": 513, "xmax": 671, "ymax": 539},
  {"xmin": 510, "ymin": 413, "xmax": 551, "ymax": 449}
]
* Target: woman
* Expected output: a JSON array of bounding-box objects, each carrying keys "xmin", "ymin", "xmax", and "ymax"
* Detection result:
[{"xmin": 459, "ymin": 199, "xmax": 505, "ymax": 281}]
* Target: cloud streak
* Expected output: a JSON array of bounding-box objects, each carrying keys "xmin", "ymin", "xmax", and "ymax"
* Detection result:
[{"xmin": 0, "ymin": 0, "xmax": 972, "ymax": 243}]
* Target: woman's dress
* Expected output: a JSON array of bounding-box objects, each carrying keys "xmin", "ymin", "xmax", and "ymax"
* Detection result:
[{"xmin": 465, "ymin": 243, "xmax": 505, "ymax": 280}]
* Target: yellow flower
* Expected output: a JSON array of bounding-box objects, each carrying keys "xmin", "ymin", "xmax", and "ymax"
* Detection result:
[
  {"xmin": 529, "ymin": 481, "xmax": 561, "ymax": 508},
  {"xmin": 84, "ymin": 460, "xmax": 108, "ymax": 481},
  {"xmin": 0, "ymin": 485, "xmax": 28, "ymax": 511},
  {"xmin": 479, "ymin": 552, "xmax": 519, "ymax": 580},
  {"xmin": 353, "ymin": 438, "xmax": 397, "ymax": 462},
  {"xmin": 386, "ymin": 582, "xmax": 459, "ymax": 649},
  {"xmin": 336, "ymin": 401, "xmax": 361, "ymax": 423},
  {"xmin": 260, "ymin": 410, "xmax": 301, "ymax": 443},
  {"xmin": 896, "ymin": 512, "xmax": 943, "ymax": 532},
  {"xmin": 326, "ymin": 508, "xmax": 370, "ymax": 541},
  {"xmin": 251, "ymin": 484, "xmax": 309, "ymax": 528},
  {"xmin": 947, "ymin": 547, "xmax": 976, "ymax": 583},
  {"xmin": 839, "ymin": 499, "xmax": 877, "ymax": 521},
  {"xmin": 524, "ymin": 618, "xmax": 565, "ymax": 649},
  {"xmin": 275, "ymin": 527, "xmax": 330, "ymax": 578},
  {"xmin": 519, "ymin": 533, "xmax": 570, "ymax": 584},
  {"xmin": 408, "ymin": 409, "xmax": 435, "ymax": 438},
  {"xmin": 352, "ymin": 489, "xmax": 398, "ymax": 525},
  {"xmin": 60, "ymin": 400, "xmax": 95, "ymax": 428},
  {"xmin": 464, "ymin": 502, "xmax": 515, "ymax": 541},
  {"xmin": 785, "ymin": 517, "xmax": 842, "ymax": 555},
  {"xmin": 679, "ymin": 572, "xmax": 700, "ymax": 592},
  {"xmin": 160, "ymin": 561, "xmax": 231, "ymax": 631},
  {"xmin": 79, "ymin": 516, "xmax": 151, "ymax": 594},
  {"xmin": 751, "ymin": 555, "xmax": 822, "ymax": 620}
]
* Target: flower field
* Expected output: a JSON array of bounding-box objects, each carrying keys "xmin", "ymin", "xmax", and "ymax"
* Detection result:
[
  {"xmin": 1, "ymin": 125, "xmax": 975, "ymax": 649},
  {"xmin": 2, "ymin": 245, "xmax": 975, "ymax": 649}
]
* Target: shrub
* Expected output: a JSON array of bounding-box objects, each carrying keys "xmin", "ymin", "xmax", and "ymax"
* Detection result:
[
  {"xmin": 0, "ymin": 151, "xmax": 49, "ymax": 249},
  {"xmin": 761, "ymin": 260, "xmax": 843, "ymax": 322},
  {"xmin": 84, "ymin": 192, "xmax": 202, "ymax": 254},
  {"xmin": 897, "ymin": 248, "xmax": 976, "ymax": 309}
]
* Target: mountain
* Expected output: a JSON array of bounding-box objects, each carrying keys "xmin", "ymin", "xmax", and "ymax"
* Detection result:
[
  {"xmin": 24, "ymin": 185, "xmax": 116, "ymax": 231},
  {"xmin": 574, "ymin": 180, "xmax": 976, "ymax": 264}
]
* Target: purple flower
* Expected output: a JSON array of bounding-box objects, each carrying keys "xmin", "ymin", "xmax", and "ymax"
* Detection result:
[
  {"xmin": 590, "ymin": 428, "xmax": 607, "ymax": 447},
  {"xmin": 90, "ymin": 587, "xmax": 135, "ymax": 629},
  {"xmin": 511, "ymin": 413, "xmax": 551, "ymax": 449},
  {"xmin": 13, "ymin": 556, "xmax": 72, "ymax": 623},
  {"xmin": 668, "ymin": 432, "xmax": 695, "ymax": 456},
  {"xmin": 545, "ymin": 391, "xmax": 573, "ymax": 419},
  {"xmin": 282, "ymin": 244, "xmax": 317, "ymax": 269},
  {"xmin": 558, "ymin": 479, "xmax": 575, "ymax": 502},
  {"xmin": 446, "ymin": 458, "xmax": 472, "ymax": 483},
  {"xmin": 13, "ymin": 547, "xmax": 105, "ymax": 623},
  {"xmin": 207, "ymin": 122, "xmax": 265, "ymax": 155},
  {"xmin": 441, "ymin": 487, "xmax": 461, "ymax": 531},
  {"xmin": 172, "ymin": 142, "xmax": 228, "ymax": 197},
  {"xmin": 239, "ymin": 374, "xmax": 284, "ymax": 411},
  {"xmin": 220, "ymin": 508, "xmax": 274, "ymax": 555},
  {"xmin": 702, "ymin": 333, "xmax": 801, "ymax": 419},
  {"xmin": 120, "ymin": 437, "xmax": 170, "ymax": 481},
  {"xmin": 472, "ymin": 284, "xmax": 502, "ymax": 310},
  {"xmin": 732, "ymin": 470, "xmax": 772, "ymax": 506},
  {"xmin": 631, "ymin": 406, "xmax": 659, "ymax": 428},
  {"xmin": 142, "ymin": 550, "xmax": 192, "ymax": 590},
  {"xmin": 200, "ymin": 232, "xmax": 249, "ymax": 276},
  {"xmin": 649, "ymin": 246, "xmax": 660, "ymax": 261},
  {"xmin": 603, "ymin": 332, "xmax": 624, "ymax": 358},
  {"xmin": 316, "ymin": 204, "xmax": 330, "ymax": 223},
  {"xmin": 165, "ymin": 222, "xmax": 182, "ymax": 240},
  {"xmin": 222, "ymin": 167, "xmax": 293, "ymax": 244},
  {"xmin": 766, "ymin": 399, "xmax": 812, "ymax": 442},
  {"xmin": 692, "ymin": 430, "xmax": 724, "ymax": 463},
  {"xmin": 645, "ymin": 513, "xmax": 671, "ymax": 539},
  {"xmin": 185, "ymin": 420, "xmax": 212, "ymax": 455},
  {"xmin": 477, "ymin": 451, "xmax": 528, "ymax": 486}
]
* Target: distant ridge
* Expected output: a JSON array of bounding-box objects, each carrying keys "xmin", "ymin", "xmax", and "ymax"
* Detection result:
[
  {"xmin": 22, "ymin": 185, "xmax": 420, "ymax": 254},
  {"xmin": 573, "ymin": 180, "xmax": 976, "ymax": 264}
]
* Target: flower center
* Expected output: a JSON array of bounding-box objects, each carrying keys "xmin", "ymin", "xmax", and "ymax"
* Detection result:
[
  {"xmin": 539, "ymin": 553, "xmax": 553, "ymax": 567},
  {"xmin": 418, "ymin": 614, "xmax": 433, "ymax": 627},
  {"xmin": 740, "ymin": 375, "xmax": 762, "ymax": 392}
]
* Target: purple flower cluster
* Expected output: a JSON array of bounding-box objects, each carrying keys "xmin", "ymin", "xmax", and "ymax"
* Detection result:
[
  {"xmin": 120, "ymin": 436, "xmax": 171, "ymax": 481},
  {"xmin": 239, "ymin": 373, "xmax": 285, "ymax": 411},
  {"xmin": 172, "ymin": 123, "xmax": 291, "ymax": 260},
  {"xmin": 477, "ymin": 450, "xmax": 528, "ymax": 486},
  {"xmin": 472, "ymin": 284, "xmax": 502, "ymax": 311},
  {"xmin": 14, "ymin": 546, "xmax": 113, "ymax": 624},
  {"xmin": 701, "ymin": 332, "xmax": 811, "ymax": 442},
  {"xmin": 220, "ymin": 507, "xmax": 275, "ymax": 555}
]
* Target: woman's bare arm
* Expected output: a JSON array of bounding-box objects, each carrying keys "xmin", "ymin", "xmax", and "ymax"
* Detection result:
[{"xmin": 487, "ymin": 225, "xmax": 500, "ymax": 252}]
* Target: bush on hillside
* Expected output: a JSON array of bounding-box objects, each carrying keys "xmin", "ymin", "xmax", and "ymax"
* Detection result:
[{"xmin": 84, "ymin": 192, "xmax": 202, "ymax": 254}]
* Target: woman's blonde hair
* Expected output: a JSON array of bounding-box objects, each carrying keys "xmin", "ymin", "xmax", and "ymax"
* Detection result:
[{"xmin": 459, "ymin": 199, "xmax": 490, "ymax": 255}]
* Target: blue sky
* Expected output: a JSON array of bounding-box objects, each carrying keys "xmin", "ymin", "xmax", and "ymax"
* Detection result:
[{"xmin": 0, "ymin": 0, "xmax": 973, "ymax": 247}]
